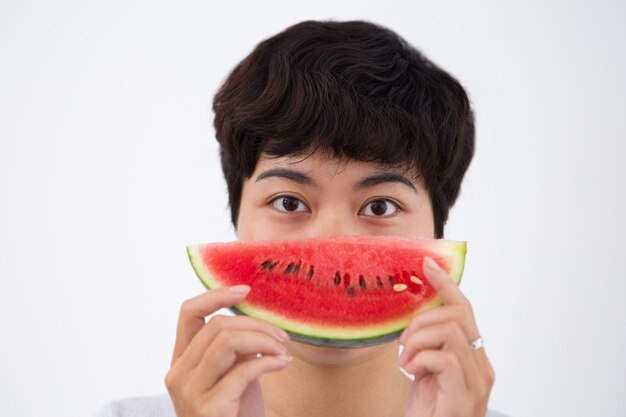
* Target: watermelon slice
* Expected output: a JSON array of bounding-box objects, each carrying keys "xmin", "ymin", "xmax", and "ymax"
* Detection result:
[{"xmin": 187, "ymin": 236, "xmax": 466, "ymax": 348}]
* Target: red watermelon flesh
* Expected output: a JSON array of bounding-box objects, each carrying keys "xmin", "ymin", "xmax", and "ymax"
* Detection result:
[{"xmin": 187, "ymin": 235, "xmax": 466, "ymax": 348}]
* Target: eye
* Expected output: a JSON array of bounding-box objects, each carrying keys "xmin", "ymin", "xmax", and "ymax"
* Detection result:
[
  {"xmin": 360, "ymin": 199, "xmax": 399, "ymax": 217},
  {"xmin": 271, "ymin": 196, "xmax": 309, "ymax": 213}
]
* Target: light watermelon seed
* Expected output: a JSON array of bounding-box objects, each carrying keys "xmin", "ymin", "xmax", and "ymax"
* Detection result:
[
  {"xmin": 393, "ymin": 283, "xmax": 408, "ymax": 292},
  {"xmin": 410, "ymin": 275, "xmax": 423, "ymax": 285}
]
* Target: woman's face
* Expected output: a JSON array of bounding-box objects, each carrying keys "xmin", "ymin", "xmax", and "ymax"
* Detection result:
[{"xmin": 236, "ymin": 151, "xmax": 436, "ymax": 365}]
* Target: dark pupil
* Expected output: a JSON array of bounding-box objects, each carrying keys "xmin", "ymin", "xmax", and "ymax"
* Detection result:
[
  {"xmin": 282, "ymin": 197, "xmax": 300, "ymax": 211},
  {"xmin": 370, "ymin": 200, "xmax": 388, "ymax": 216}
]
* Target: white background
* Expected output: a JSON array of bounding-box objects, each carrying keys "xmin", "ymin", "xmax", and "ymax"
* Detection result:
[{"xmin": 1, "ymin": 1, "xmax": 625, "ymax": 416}]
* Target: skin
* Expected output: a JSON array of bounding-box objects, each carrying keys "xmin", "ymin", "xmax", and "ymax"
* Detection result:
[{"xmin": 165, "ymin": 151, "xmax": 495, "ymax": 417}]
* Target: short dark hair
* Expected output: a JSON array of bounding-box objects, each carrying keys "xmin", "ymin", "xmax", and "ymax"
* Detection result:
[{"xmin": 213, "ymin": 20, "xmax": 474, "ymax": 238}]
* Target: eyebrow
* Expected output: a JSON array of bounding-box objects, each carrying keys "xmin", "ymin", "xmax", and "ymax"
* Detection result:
[
  {"xmin": 355, "ymin": 172, "xmax": 417, "ymax": 192},
  {"xmin": 255, "ymin": 167, "xmax": 416, "ymax": 192},
  {"xmin": 255, "ymin": 168, "xmax": 316, "ymax": 186}
]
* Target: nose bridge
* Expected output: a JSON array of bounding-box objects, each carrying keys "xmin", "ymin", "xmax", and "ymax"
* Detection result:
[{"xmin": 307, "ymin": 207, "xmax": 359, "ymax": 238}]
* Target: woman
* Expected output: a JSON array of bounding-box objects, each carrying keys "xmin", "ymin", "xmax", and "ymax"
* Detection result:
[{"xmin": 98, "ymin": 19, "xmax": 504, "ymax": 417}]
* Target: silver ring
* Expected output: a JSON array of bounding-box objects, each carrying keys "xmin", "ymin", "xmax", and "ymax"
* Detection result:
[{"xmin": 469, "ymin": 337, "xmax": 484, "ymax": 351}]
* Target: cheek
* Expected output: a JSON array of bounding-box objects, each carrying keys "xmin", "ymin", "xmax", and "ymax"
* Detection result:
[
  {"xmin": 414, "ymin": 193, "xmax": 435, "ymax": 235},
  {"xmin": 238, "ymin": 214, "xmax": 303, "ymax": 242},
  {"xmin": 235, "ymin": 182, "xmax": 261, "ymax": 241},
  {"xmin": 397, "ymin": 198, "xmax": 435, "ymax": 239},
  {"xmin": 236, "ymin": 207, "xmax": 267, "ymax": 242}
]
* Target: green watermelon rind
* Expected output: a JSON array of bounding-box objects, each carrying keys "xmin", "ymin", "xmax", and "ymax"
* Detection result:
[
  {"xmin": 186, "ymin": 238, "xmax": 466, "ymax": 348},
  {"xmin": 230, "ymin": 303, "xmax": 406, "ymax": 348},
  {"xmin": 229, "ymin": 303, "xmax": 436, "ymax": 348}
]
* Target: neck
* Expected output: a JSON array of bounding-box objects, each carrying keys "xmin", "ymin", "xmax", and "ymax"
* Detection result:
[{"xmin": 260, "ymin": 341, "xmax": 412, "ymax": 417}]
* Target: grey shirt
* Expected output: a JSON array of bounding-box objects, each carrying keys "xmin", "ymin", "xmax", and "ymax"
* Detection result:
[{"xmin": 95, "ymin": 393, "xmax": 509, "ymax": 417}]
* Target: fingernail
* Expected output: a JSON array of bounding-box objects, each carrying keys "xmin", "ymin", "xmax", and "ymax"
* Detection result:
[
  {"xmin": 230, "ymin": 285, "xmax": 251, "ymax": 295},
  {"xmin": 400, "ymin": 365, "xmax": 413, "ymax": 376},
  {"xmin": 276, "ymin": 354, "xmax": 293, "ymax": 362},
  {"xmin": 274, "ymin": 327, "xmax": 289, "ymax": 341},
  {"xmin": 424, "ymin": 257, "xmax": 441, "ymax": 272}
]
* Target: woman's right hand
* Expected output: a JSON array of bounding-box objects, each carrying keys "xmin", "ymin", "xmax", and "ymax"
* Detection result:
[{"xmin": 164, "ymin": 285, "xmax": 292, "ymax": 417}]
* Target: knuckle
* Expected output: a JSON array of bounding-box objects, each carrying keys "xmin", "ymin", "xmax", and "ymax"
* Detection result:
[
  {"xmin": 263, "ymin": 321, "xmax": 279, "ymax": 336},
  {"xmin": 163, "ymin": 369, "xmax": 184, "ymax": 394},
  {"xmin": 442, "ymin": 351, "xmax": 458, "ymax": 368},
  {"xmin": 210, "ymin": 314, "xmax": 227, "ymax": 327},
  {"xmin": 164, "ymin": 369, "xmax": 178, "ymax": 391},
  {"xmin": 487, "ymin": 364, "xmax": 496, "ymax": 385},
  {"xmin": 452, "ymin": 304, "xmax": 468, "ymax": 318},
  {"xmin": 475, "ymin": 383, "xmax": 486, "ymax": 400},
  {"xmin": 475, "ymin": 376, "xmax": 490, "ymax": 399},
  {"xmin": 243, "ymin": 315, "xmax": 269, "ymax": 330},
  {"xmin": 461, "ymin": 299, "xmax": 474, "ymax": 315},
  {"xmin": 232, "ymin": 362, "xmax": 250, "ymax": 381},
  {"xmin": 444, "ymin": 321, "xmax": 463, "ymax": 339},
  {"xmin": 409, "ymin": 314, "xmax": 425, "ymax": 330},
  {"xmin": 206, "ymin": 315, "xmax": 228, "ymax": 334},
  {"xmin": 180, "ymin": 299, "xmax": 194, "ymax": 315},
  {"xmin": 215, "ymin": 328, "xmax": 237, "ymax": 348}
]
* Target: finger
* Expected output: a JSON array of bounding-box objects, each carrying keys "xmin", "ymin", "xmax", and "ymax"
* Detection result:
[
  {"xmin": 209, "ymin": 354, "xmax": 292, "ymax": 405},
  {"xmin": 404, "ymin": 350, "xmax": 469, "ymax": 407},
  {"xmin": 171, "ymin": 285, "xmax": 251, "ymax": 365},
  {"xmin": 423, "ymin": 256, "xmax": 468, "ymax": 306},
  {"xmin": 189, "ymin": 329, "xmax": 289, "ymax": 393},
  {"xmin": 398, "ymin": 295, "xmax": 493, "ymax": 385},
  {"xmin": 399, "ymin": 304, "xmax": 478, "ymax": 346},
  {"xmin": 398, "ymin": 322, "xmax": 481, "ymax": 390},
  {"xmin": 175, "ymin": 314, "xmax": 289, "ymax": 373}
]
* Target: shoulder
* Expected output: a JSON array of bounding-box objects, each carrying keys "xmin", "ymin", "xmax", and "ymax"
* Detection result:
[
  {"xmin": 94, "ymin": 393, "xmax": 175, "ymax": 417},
  {"xmin": 487, "ymin": 409, "xmax": 510, "ymax": 417}
]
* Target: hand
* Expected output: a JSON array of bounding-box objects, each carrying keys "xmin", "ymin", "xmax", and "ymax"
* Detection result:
[
  {"xmin": 397, "ymin": 257, "xmax": 495, "ymax": 417},
  {"xmin": 164, "ymin": 285, "xmax": 292, "ymax": 417}
]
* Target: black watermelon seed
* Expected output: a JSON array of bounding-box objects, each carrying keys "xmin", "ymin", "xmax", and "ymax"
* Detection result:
[
  {"xmin": 346, "ymin": 286, "xmax": 356, "ymax": 296},
  {"xmin": 388, "ymin": 276, "xmax": 395, "ymax": 286},
  {"xmin": 359, "ymin": 275, "xmax": 366, "ymax": 290},
  {"xmin": 293, "ymin": 263, "xmax": 301, "ymax": 275},
  {"xmin": 284, "ymin": 263, "xmax": 294, "ymax": 274},
  {"xmin": 307, "ymin": 267, "xmax": 315, "ymax": 280},
  {"xmin": 334, "ymin": 272, "xmax": 341, "ymax": 286},
  {"xmin": 376, "ymin": 276, "xmax": 383, "ymax": 288},
  {"xmin": 260, "ymin": 260, "xmax": 273, "ymax": 270}
]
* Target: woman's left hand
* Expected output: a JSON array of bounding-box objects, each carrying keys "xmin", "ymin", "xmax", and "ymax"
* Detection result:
[{"xmin": 398, "ymin": 257, "xmax": 495, "ymax": 417}]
